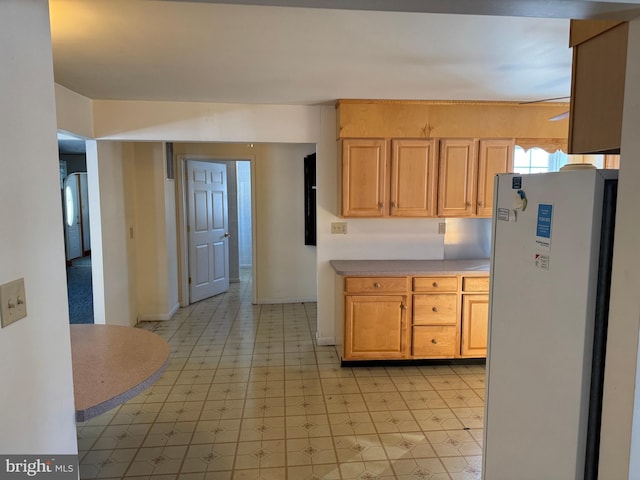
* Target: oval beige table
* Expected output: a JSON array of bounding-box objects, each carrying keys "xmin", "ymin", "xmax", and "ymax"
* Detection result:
[{"xmin": 70, "ymin": 324, "xmax": 170, "ymax": 422}]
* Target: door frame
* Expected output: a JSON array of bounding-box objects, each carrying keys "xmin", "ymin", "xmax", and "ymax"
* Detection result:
[{"xmin": 176, "ymin": 154, "xmax": 257, "ymax": 306}]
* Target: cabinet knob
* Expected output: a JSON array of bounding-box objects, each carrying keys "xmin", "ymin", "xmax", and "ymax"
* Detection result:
[
  {"xmin": 432, "ymin": 282, "xmax": 438, "ymax": 288},
  {"xmin": 431, "ymin": 338, "xmax": 438, "ymax": 344},
  {"xmin": 378, "ymin": 202, "xmax": 384, "ymax": 210},
  {"xmin": 401, "ymin": 304, "xmax": 407, "ymax": 310},
  {"xmin": 390, "ymin": 201, "xmax": 396, "ymax": 208},
  {"xmin": 478, "ymin": 201, "xmax": 484, "ymax": 207},
  {"xmin": 466, "ymin": 202, "xmax": 472, "ymax": 207},
  {"xmin": 373, "ymin": 282, "xmax": 381, "ymax": 288},
  {"xmin": 432, "ymin": 306, "xmax": 438, "ymax": 312}
]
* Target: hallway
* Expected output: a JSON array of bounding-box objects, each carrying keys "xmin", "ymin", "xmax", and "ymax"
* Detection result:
[
  {"xmin": 67, "ymin": 255, "xmax": 94, "ymax": 324},
  {"xmin": 76, "ymin": 273, "xmax": 484, "ymax": 479}
]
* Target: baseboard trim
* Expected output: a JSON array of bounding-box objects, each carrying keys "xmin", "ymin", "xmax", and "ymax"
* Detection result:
[
  {"xmin": 254, "ymin": 297, "xmax": 317, "ymax": 305},
  {"xmin": 315, "ymin": 335, "xmax": 335, "ymax": 346},
  {"xmin": 139, "ymin": 303, "xmax": 180, "ymax": 322}
]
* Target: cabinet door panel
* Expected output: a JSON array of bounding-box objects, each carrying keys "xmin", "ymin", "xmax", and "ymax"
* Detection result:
[
  {"xmin": 477, "ymin": 139, "xmax": 514, "ymax": 217},
  {"xmin": 438, "ymin": 139, "xmax": 478, "ymax": 217},
  {"xmin": 390, "ymin": 139, "xmax": 437, "ymax": 217},
  {"xmin": 344, "ymin": 295, "xmax": 408, "ymax": 360},
  {"xmin": 461, "ymin": 294, "xmax": 489, "ymax": 357},
  {"xmin": 342, "ymin": 139, "xmax": 388, "ymax": 217}
]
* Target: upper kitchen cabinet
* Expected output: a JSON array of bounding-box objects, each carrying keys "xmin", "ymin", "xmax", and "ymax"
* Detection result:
[
  {"xmin": 438, "ymin": 139, "xmax": 478, "ymax": 217},
  {"xmin": 438, "ymin": 138, "xmax": 514, "ymax": 217},
  {"xmin": 477, "ymin": 139, "xmax": 515, "ymax": 217},
  {"xmin": 336, "ymin": 100, "xmax": 567, "ymax": 218},
  {"xmin": 340, "ymin": 138, "xmax": 388, "ymax": 217},
  {"xmin": 568, "ymin": 20, "xmax": 628, "ymax": 154},
  {"xmin": 340, "ymin": 138, "xmax": 437, "ymax": 217},
  {"xmin": 390, "ymin": 139, "xmax": 437, "ymax": 217}
]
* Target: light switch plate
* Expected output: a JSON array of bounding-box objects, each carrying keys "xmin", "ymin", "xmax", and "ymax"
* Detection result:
[{"xmin": 0, "ymin": 278, "xmax": 27, "ymax": 328}]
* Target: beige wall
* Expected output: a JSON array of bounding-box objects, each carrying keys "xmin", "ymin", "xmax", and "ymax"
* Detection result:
[
  {"xmin": 88, "ymin": 140, "xmax": 138, "ymax": 326},
  {"xmin": 131, "ymin": 143, "xmax": 179, "ymax": 320},
  {"xmin": 88, "ymin": 140, "xmax": 179, "ymax": 324},
  {"xmin": 0, "ymin": 0, "xmax": 77, "ymax": 453},
  {"xmin": 174, "ymin": 142, "xmax": 318, "ymax": 303},
  {"xmin": 55, "ymin": 83, "xmax": 93, "ymax": 138}
]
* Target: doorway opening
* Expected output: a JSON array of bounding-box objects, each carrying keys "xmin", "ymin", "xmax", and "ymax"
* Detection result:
[
  {"xmin": 59, "ymin": 132, "xmax": 94, "ymax": 324},
  {"xmin": 178, "ymin": 157, "xmax": 253, "ymax": 306}
]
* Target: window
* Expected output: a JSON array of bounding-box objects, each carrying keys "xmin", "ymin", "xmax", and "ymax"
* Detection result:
[{"xmin": 513, "ymin": 146, "xmax": 569, "ymax": 174}]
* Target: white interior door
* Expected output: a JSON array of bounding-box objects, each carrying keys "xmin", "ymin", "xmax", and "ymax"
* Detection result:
[
  {"xmin": 64, "ymin": 174, "xmax": 82, "ymax": 261},
  {"xmin": 188, "ymin": 160, "xmax": 230, "ymax": 303}
]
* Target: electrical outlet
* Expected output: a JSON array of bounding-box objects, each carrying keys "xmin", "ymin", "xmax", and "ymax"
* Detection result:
[
  {"xmin": 0, "ymin": 278, "xmax": 27, "ymax": 328},
  {"xmin": 331, "ymin": 222, "xmax": 348, "ymax": 234},
  {"xmin": 438, "ymin": 222, "xmax": 446, "ymax": 234}
]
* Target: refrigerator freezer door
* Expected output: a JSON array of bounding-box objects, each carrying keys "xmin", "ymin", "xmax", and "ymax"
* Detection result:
[{"xmin": 483, "ymin": 171, "xmax": 609, "ymax": 480}]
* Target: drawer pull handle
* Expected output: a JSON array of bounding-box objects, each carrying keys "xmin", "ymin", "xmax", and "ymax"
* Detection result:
[
  {"xmin": 432, "ymin": 282, "xmax": 438, "ymax": 288},
  {"xmin": 431, "ymin": 339, "xmax": 438, "ymax": 344},
  {"xmin": 432, "ymin": 306, "xmax": 438, "ymax": 312},
  {"xmin": 373, "ymin": 282, "xmax": 381, "ymax": 288}
]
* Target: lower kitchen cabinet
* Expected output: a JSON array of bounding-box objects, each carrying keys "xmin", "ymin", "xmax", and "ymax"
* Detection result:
[
  {"xmin": 344, "ymin": 294, "xmax": 409, "ymax": 360},
  {"xmin": 460, "ymin": 294, "xmax": 489, "ymax": 357},
  {"xmin": 337, "ymin": 272, "xmax": 489, "ymax": 361}
]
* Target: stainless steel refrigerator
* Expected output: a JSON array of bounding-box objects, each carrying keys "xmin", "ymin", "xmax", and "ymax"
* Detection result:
[{"xmin": 483, "ymin": 169, "xmax": 618, "ymax": 480}]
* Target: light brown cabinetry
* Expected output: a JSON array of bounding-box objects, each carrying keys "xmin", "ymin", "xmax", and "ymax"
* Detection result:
[
  {"xmin": 341, "ymin": 139, "xmax": 388, "ymax": 217},
  {"xmin": 438, "ymin": 138, "xmax": 514, "ymax": 217},
  {"xmin": 412, "ymin": 276, "xmax": 458, "ymax": 358},
  {"xmin": 460, "ymin": 276, "xmax": 490, "ymax": 357},
  {"xmin": 343, "ymin": 277, "xmax": 409, "ymax": 360},
  {"xmin": 339, "ymin": 273, "xmax": 489, "ymax": 361},
  {"xmin": 461, "ymin": 295, "xmax": 489, "ymax": 357},
  {"xmin": 340, "ymin": 138, "xmax": 437, "ymax": 217},
  {"xmin": 604, "ymin": 155, "xmax": 620, "ymax": 169},
  {"xmin": 477, "ymin": 140, "xmax": 516, "ymax": 217},
  {"xmin": 569, "ymin": 21, "xmax": 628, "ymax": 154}
]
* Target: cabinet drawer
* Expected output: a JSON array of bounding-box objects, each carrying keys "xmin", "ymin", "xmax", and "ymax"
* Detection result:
[
  {"xmin": 413, "ymin": 294, "xmax": 457, "ymax": 325},
  {"xmin": 413, "ymin": 326, "xmax": 457, "ymax": 357},
  {"xmin": 345, "ymin": 277, "xmax": 408, "ymax": 294},
  {"xmin": 413, "ymin": 276, "xmax": 458, "ymax": 292},
  {"xmin": 462, "ymin": 276, "xmax": 490, "ymax": 292}
]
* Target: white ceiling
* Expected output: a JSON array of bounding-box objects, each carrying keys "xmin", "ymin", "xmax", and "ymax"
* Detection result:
[
  {"xmin": 48, "ymin": 0, "xmax": 640, "ymax": 107},
  {"xmin": 49, "ymin": 0, "xmax": 586, "ymax": 105}
]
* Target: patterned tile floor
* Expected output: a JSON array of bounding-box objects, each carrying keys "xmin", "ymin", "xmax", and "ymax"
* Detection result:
[{"xmin": 77, "ymin": 272, "xmax": 485, "ymax": 479}]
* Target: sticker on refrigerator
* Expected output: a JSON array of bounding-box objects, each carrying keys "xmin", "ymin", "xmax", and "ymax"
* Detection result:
[
  {"xmin": 497, "ymin": 208, "xmax": 510, "ymax": 222},
  {"xmin": 512, "ymin": 176, "xmax": 522, "ymax": 189},
  {"xmin": 535, "ymin": 203, "xmax": 553, "ymax": 250},
  {"xmin": 535, "ymin": 253, "xmax": 550, "ymax": 270}
]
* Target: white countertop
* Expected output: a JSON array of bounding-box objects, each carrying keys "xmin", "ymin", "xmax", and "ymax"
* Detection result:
[{"xmin": 330, "ymin": 259, "xmax": 490, "ymax": 276}]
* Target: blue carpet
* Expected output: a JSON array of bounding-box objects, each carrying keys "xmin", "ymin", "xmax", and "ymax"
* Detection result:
[{"xmin": 67, "ymin": 256, "xmax": 94, "ymax": 324}]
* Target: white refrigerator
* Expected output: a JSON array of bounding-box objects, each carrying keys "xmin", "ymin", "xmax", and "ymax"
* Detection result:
[{"xmin": 483, "ymin": 169, "xmax": 618, "ymax": 480}]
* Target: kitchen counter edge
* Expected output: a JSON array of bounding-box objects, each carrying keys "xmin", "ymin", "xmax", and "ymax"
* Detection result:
[{"xmin": 329, "ymin": 259, "xmax": 490, "ymax": 276}]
